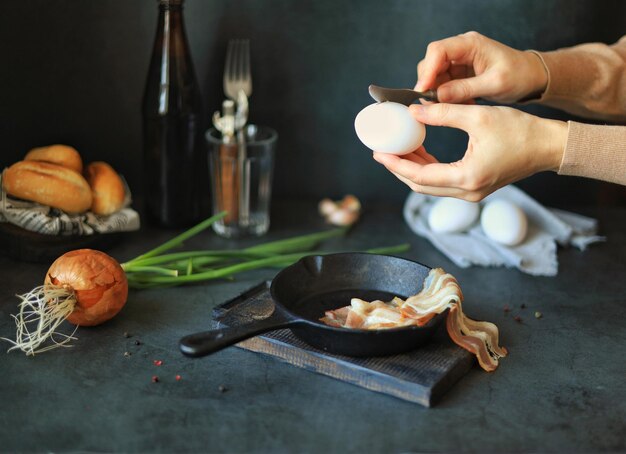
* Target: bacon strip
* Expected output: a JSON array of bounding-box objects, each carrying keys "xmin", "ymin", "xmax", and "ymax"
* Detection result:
[
  {"xmin": 446, "ymin": 305, "xmax": 507, "ymax": 372},
  {"xmin": 320, "ymin": 306, "xmax": 350, "ymax": 327},
  {"xmin": 319, "ymin": 268, "xmax": 508, "ymax": 372}
]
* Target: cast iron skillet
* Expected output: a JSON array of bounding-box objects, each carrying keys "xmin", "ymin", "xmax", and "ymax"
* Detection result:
[{"xmin": 179, "ymin": 252, "xmax": 445, "ymax": 358}]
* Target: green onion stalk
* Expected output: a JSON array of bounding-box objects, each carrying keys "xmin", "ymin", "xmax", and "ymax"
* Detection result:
[{"xmin": 121, "ymin": 211, "xmax": 410, "ymax": 288}]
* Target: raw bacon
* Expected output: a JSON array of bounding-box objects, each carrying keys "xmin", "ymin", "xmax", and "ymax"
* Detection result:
[{"xmin": 319, "ymin": 268, "xmax": 508, "ymax": 372}]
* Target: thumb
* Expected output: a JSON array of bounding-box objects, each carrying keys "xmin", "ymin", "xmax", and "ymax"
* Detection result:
[
  {"xmin": 436, "ymin": 72, "xmax": 494, "ymax": 103},
  {"xmin": 409, "ymin": 103, "xmax": 477, "ymax": 132}
]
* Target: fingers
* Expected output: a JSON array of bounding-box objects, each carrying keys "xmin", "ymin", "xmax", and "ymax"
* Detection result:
[
  {"xmin": 400, "ymin": 152, "xmax": 430, "ymax": 166},
  {"xmin": 373, "ymin": 152, "xmax": 464, "ymax": 188},
  {"xmin": 398, "ymin": 146, "xmax": 440, "ymax": 165},
  {"xmin": 415, "ymin": 32, "xmax": 480, "ymax": 91},
  {"xmin": 390, "ymin": 171, "xmax": 471, "ymax": 198},
  {"xmin": 436, "ymin": 71, "xmax": 497, "ymax": 103},
  {"xmin": 408, "ymin": 103, "xmax": 480, "ymax": 131},
  {"xmin": 373, "ymin": 153, "xmax": 486, "ymax": 200},
  {"xmin": 413, "ymin": 146, "xmax": 439, "ymax": 164},
  {"xmin": 449, "ymin": 63, "xmax": 473, "ymax": 81}
]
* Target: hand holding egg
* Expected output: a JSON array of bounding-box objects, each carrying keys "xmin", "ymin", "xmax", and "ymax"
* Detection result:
[{"xmin": 354, "ymin": 102, "xmax": 426, "ymax": 155}]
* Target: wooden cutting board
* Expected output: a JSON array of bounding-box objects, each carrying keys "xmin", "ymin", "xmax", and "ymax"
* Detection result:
[{"xmin": 212, "ymin": 281, "xmax": 474, "ymax": 407}]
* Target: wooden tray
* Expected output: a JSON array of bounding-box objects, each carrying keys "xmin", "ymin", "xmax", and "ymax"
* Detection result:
[{"xmin": 212, "ymin": 281, "xmax": 474, "ymax": 407}]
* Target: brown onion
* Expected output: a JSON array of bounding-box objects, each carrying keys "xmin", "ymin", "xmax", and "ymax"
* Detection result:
[
  {"xmin": 2, "ymin": 249, "xmax": 128, "ymax": 356},
  {"xmin": 45, "ymin": 249, "xmax": 128, "ymax": 326}
]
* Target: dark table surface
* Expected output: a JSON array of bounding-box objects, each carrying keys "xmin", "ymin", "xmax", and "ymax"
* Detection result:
[{"xmin": 1, "ymin": 199, "xmax": 625, "ymax": 453}]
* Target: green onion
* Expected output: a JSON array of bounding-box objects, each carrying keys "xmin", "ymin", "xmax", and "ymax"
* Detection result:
[
  {"xmin": 121, "ymin": 214, "xmax": 410, "ymax": 289},
  {"xmin": 128, "ymin": 211, "xmax": 228, "ymax": 262}
]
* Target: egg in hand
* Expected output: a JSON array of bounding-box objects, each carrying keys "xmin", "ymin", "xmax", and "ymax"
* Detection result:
[{"xmin": 354, "ymin": 102, "xmax": 426, "ymax": 155}]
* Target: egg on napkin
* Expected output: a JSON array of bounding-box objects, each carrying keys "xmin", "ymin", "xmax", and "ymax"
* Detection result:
[
  {"xmin": 428, "ymin": 197, "xmax": 480, "ymax": 233},
  {"xmin": 480, "ymin": 199, "xmax": 528, "ymax": 246}
]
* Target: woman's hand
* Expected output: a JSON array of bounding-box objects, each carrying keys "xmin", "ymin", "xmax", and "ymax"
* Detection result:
[
  {"xmin": 372, "ymin": 103, "xmax": 567, "ymax": 201},
  {"xmin": 416, "ymin": 31, "xmax": 548, "ymax": 104}
]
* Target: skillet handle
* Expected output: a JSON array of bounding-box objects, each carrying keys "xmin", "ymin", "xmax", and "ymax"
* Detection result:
[{"xmin": 179, "ymin": 316, "xmax": 293, "ymax": 358}]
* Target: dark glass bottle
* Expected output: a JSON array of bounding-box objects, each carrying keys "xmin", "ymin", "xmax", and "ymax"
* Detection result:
[{"xmin": 142, "ymin": 0, "xmax": 209, "ymax": 227}]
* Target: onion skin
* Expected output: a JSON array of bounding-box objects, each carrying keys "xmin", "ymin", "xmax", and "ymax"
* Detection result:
[{"xmin": 44, "ymin": 249, "xmax": 128, "ymax": 326}]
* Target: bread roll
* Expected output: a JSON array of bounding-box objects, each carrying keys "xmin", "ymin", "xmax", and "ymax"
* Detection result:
[
  {"xmin": 25, "ymin": 144, "xmax": 83, "ymax": 174},
  {"xmin": 85, "ymin": 161, "xmax": 126, "ymax": 216},
  {"xmin": 2, "ymin": 161, "xmax": 92, "ymax": 213}
]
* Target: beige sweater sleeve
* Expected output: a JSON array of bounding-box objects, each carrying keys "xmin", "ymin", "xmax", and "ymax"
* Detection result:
[
  {"xmin": 533, "ymin": 36, "xmax": 626, "ymax": 121},
  {"xmin": 529, "ymin": 37, "xmax": 626, "ymax": 185},
  {"xmin": 561, "ymin": 121, "xmax": 626, "ymax": 185}
]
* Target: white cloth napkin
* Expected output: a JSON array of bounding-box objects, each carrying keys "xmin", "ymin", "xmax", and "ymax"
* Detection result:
[{"xmin": 403, "ymin": 185, "xmax": 605, "ymax": 276}]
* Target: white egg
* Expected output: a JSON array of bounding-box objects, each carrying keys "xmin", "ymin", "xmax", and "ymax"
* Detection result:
[
  {"xmin": 480, "ymin": 199, "xmax": 528, "ymax": 246},
  {"xmin": 428, "ymin": 197, "xmax": 480, "ymax": 233},
  {"xmin": 354, "ymin": 102, "xmax": 426, "ymax": 155}
]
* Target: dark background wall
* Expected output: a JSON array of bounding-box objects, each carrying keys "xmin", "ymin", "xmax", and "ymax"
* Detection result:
[{"xmin": 2, "ymin": 0, "xmax": 626, "ymax": 208}]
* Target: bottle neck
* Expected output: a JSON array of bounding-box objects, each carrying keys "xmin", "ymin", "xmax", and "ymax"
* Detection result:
[
  {"xmin": 159, "ymin": 0, "xmax": 183, "ymax": 10},
  {"xmin": 144, "ymin": 0, "xmax": 201, "ymax": 117},
  {"xmin": 157, "ymin": 2, "xmax": 184, "ymax": 36}
]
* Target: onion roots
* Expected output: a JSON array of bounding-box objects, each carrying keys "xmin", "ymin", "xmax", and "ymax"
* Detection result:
[{"xmin": 1, "ymin": 285, "xmax": 78, "ymax": 356}]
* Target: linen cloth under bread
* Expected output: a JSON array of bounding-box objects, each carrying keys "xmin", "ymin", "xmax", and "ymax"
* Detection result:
[
  {"xmin": 403, "ymin": 185, "xmax": 605, "ymax": 276},
  {"xmin": 0, "ymin": 171, "xmax": 140, "ymax": 236}
]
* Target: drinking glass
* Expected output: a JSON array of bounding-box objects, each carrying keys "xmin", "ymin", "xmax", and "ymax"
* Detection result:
[{"xmin": 206, "ymin": 125, "xmax": 277, "ymax": 238}]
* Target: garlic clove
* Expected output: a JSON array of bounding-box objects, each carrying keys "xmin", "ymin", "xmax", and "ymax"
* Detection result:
[
  {"xmin": 318, "ymin": 198, "xmax": 339, "ymax": 217},
  {"xmin": 327, "ymin": 208, "xmax": 359, "ymax": 226},
  {"xmin": 340, "ymin": 194, "xmax": 361, "ymax": 213}
]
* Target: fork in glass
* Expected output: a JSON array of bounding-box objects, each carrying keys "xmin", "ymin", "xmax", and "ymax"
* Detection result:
[
  {"xmin": 224, "ymin": 39, "xmax": 252, "ymax": 102},
  {"xmin": 223, "ymin": 39, "xmax": 253, "ymax": 226}
]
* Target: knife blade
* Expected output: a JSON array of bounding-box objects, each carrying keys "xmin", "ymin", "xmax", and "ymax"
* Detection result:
[{"xmin": 368, "ymin": 84, "xmax": 439, "ymax": 105}]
